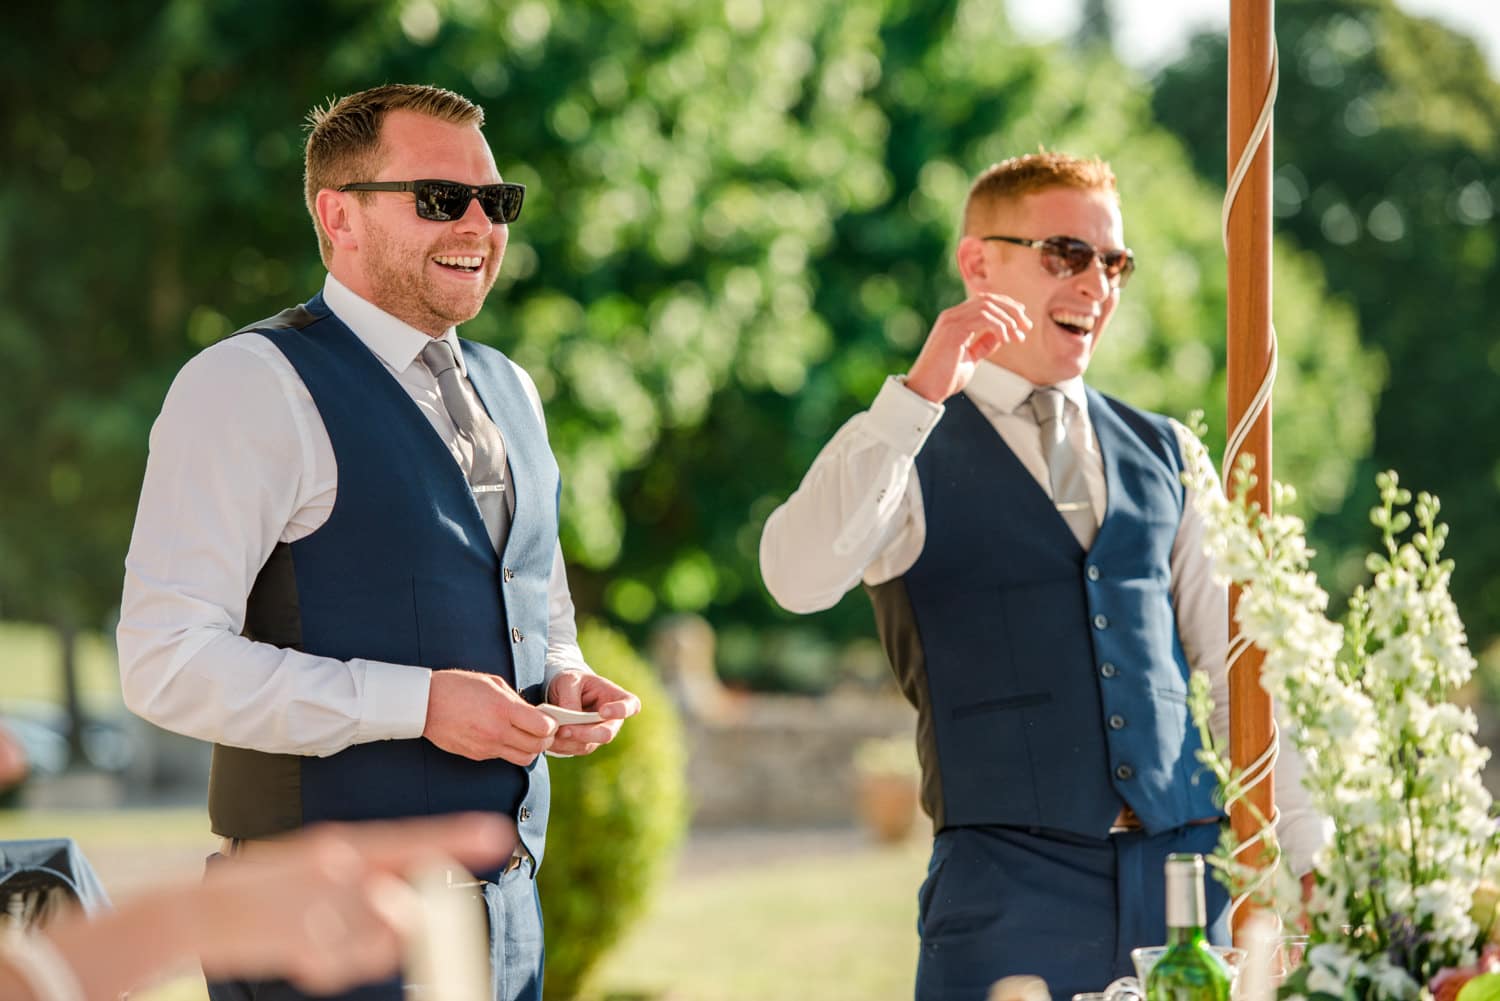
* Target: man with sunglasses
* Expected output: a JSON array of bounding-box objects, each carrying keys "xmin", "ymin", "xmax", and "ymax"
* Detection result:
[
  {"xmin": 760, "ymin": 153, "xmax": 1325, "ymax": 1000},
  {"xmin": 117, "ymin": 84, "xmax": 640, "ymax": 1001}
]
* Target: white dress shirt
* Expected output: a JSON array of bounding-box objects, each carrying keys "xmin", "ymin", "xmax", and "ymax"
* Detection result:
[
  {"xmin": 117, "ymin": 274, "xmax": 590, "ymax": 758},
  {"xmin": 759, "ymin": 360, "xmax": 1329, "ymax": 873}
]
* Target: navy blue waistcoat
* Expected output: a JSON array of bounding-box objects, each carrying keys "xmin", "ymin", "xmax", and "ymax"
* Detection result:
[
  {"xmin": 876, "ymin": 387, "xmax": 1219, "ymax": 837},
  {"xmin": 209, "ymin": 294, "xmax": 556, "ymax": 872}
]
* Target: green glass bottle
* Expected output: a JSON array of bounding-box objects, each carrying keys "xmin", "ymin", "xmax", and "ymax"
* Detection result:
[{"xmin": 1144, "ymin": 854, "xmax": 1232, "ymax": 1001}]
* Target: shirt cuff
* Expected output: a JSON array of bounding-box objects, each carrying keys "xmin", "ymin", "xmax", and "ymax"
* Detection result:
[
  {"xmin": 355, "ymin": 660, "xmax": 433, "ymax": 741},
  {"xmin": 866, "ymin": 376, "xmax": 945, "ymax": 456}
]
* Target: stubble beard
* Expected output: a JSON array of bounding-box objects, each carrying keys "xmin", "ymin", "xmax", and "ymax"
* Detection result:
[{"xmin": 362, "ymin": 221, "xmax": 498, "ymax": 335}]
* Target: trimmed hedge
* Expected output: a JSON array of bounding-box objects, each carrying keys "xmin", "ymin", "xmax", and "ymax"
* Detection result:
[{"xmin": 539, "ymin": 620, "xmax": 689, "ymax": 998}]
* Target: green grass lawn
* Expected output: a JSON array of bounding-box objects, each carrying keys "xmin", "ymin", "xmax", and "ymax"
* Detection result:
[
  {"xmin": 0, "ymin": 807, "xmax": 926, "ymax": 1001},
  {"xmin": 583, "ymin": 841, "xmax": 925, "ymax": 1000}
]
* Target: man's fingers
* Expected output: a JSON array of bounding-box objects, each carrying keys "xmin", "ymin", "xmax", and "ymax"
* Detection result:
[
  {"xmin": 978, "ymin": 291, "xmax": 1031, "ymax": 324},
  {"xmin": 968, "ymin": 329, "xmax": 1003, "ymax": 358},
  {"xmin": 509, "ymin": 701, "xmax": 560, "ymax": 739},
  {"xmin": 553, "ymin": 721, "xmax": 617, "ymax": 745},
  {"xmin": 596, "ymin": 694, "xmax": 640, "ymax": 720},
  {"xmin": 549, "ymin": 671, "xmax": 584, "ymax": 709}
]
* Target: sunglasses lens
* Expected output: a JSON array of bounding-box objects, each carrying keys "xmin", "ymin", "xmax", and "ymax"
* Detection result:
[
  {"xmin": 478, "ymin": 185, "xmax": 524, "ymax": 224},
  {"xmin": 1102, "ymin": 251, "xmax": 1135, "ymax": 286},
  {"xmin": 414, "ymin": 182, "xmax": 470, "ymax": 221},
  {"xmin": 1042, "ymin": 238, "xmax": 1095, "ymax": 278},
  {"xmin": 1040, "ymin": 238, "xmax": 1135, "ymax": 287},
  {"xmin": 415, "ymin": 182, "xmax": 522, "ymax": 224}
]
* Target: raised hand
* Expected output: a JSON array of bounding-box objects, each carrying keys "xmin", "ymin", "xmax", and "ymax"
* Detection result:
[
  {"xmin": 904, "ymin": 292, "xmax": 1030, "ymax": 403},
  {"xmin": 423, "ymin": 669, "xmax": 557, "ymax": 765}
]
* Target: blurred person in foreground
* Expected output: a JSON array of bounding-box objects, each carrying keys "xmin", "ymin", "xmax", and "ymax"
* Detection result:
[
  {"xmin": 116, "ymin": 83, "xmax": 640, "ymax": 1001},
  {"xmin": 759, "ymin": 152, "xmax": 1327, "ymax": 1000},
  {"xmin": 0, "ymin": 723, "xmax": 26, "ymax": 806},
  {"xmin": 0, "ymin": 813, "xmax": 511, "ymax": 1001}
]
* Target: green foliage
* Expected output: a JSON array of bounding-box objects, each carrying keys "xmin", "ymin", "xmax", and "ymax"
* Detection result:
[
  {"xmin": 1152, "ymin": 0, "xmax": 1500, "ymax": 647},
  {"xmin": 538, "ymin": 620, "xmax": 687, "ymax": 999},
  {"xmin": 0, "ymin": 0, "xmax": 1380, "ymax": 694}
]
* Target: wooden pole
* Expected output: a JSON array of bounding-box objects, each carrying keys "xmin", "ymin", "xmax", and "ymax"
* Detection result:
[{"xmin": 1227, "ymin": 0, "xmax": 1276, "ymax": 943}]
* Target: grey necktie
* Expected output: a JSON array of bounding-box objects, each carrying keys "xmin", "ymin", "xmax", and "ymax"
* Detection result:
[
  {"xmin": 421, "ymin": 339, "xmax": 511, "ymax": 555},
  {"xmin": 1027, "ymin": 387, "xmax": 1098, "ymax": 549}
]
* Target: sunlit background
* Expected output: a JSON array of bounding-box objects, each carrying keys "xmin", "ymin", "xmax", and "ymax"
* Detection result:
[{"xmin": 2, "ymin": 0, "xmax": 1499, "ymax": 997}]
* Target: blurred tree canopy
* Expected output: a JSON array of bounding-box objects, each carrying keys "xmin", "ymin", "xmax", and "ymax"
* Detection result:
[
  {"xmin": 1153, "ymin": 0, "xmax": 1500, "ymax": 656},
  {"xmin": 0, "ymin": 0, "xmax": 1379, "ymax": 698}
]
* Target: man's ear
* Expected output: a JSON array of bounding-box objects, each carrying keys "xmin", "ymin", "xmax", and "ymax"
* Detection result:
[
  {"xmin": 956, "ymin": 234, "xmax": 988, "ymax": 286},
  {"xmin": 315, "ymin": 189, "xmax": 359, "ymax": 253}
]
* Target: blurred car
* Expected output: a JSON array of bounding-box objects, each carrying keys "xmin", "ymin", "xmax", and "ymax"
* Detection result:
[{"xmin": 0, "ymin": 701, "xmax": 137, "ymax": 778}]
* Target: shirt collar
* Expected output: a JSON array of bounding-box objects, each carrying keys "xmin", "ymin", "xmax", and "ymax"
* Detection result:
[
  {"xmin": 321, "ymin": 273, "xmax": 464, "ymax": 376},
  {"xmin": 966, "ymin": 360, "xmax": 1090, "ymax": 419}
]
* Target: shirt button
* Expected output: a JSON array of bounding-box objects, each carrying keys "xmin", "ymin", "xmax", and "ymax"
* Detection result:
[
  {"xmin": 1093, "ymin": 614, "xmax": 1109, "ymax": 630},
  {"xmin": 512, "ymin": 627, "xmax": 524, "ymax": 643},
  {"xmin": 1100, "ymin": 662, "xmax": 1118, "ymax": 678},
  {"xmin": 519, "ymin": 806, "xmax": 532, "ymax": 821},
  {"xmin": 1087, "ymin": 565, "xmax": 1102, "ymax": 581},
  {"xmin": 1116, "ymin": 764, "xmax": 1134, "ymax": 781},
  {"xmin": 1108, "ymin": 714, "xmax": 1126, "ymax": 730}
]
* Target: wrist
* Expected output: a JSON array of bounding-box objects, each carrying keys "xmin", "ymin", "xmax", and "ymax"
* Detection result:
[{"xmin": 899, "ymin": 371, "xmax": 945, "ymax": 404}]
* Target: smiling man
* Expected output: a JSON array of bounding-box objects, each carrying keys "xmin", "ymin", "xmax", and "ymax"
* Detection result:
[
  {"xmin": 759, "ymin": 153, "xmax": 1325, "ymax": 1000},
  {"xmin": 117, "ymin": 84, "xmax": 640, "ymax": 1001}
]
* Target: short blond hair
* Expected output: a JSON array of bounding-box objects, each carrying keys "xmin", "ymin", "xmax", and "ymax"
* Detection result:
[
  {"xmin": 303, "ymin": 84, "xmax": 485, "ymax": 267},
  {"xmin": 962, "ymin": 152, "xmax": 1117, "ymax": 235}
]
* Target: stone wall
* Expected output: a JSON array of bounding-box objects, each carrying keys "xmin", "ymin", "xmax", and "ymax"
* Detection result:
[{"xmin": 651, "ymin": 615, "xmax": 919, "ymax": 829}]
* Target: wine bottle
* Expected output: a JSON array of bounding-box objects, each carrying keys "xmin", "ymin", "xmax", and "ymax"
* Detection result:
[{"xmin": 1145, "ymin": 853, "xmax": 1232, "ymax": 1001}]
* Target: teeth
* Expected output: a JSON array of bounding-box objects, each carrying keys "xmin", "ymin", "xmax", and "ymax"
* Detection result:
[
  {"xmin": 434, "ymin": 255, "xmax": 483, "ymax": 268},
  {"xmin": 1051, "ymin": 311, "xmax": 1096, "ymax": 331}
]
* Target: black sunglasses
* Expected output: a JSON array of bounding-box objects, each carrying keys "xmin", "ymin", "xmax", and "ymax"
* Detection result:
[
  {"xmin": 337, "ymin": 179, "xmax": 525, "ymax": 224},
  {"xmin": 982, "ymin": 235, "xmax": 1136, "ymax": 288}
]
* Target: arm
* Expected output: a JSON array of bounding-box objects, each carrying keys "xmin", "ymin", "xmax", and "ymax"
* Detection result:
[
  {"xmin": 0, "ymin": 814, "xmax": 514, "ymax": 1001},
  {"xmin": 116, "ymin": 338, "xmax": 430, "ymax": 756},
  {"xmin": 118, "ymin": 337, "xmax": 556, "ymax": 767},
  {"xmin": 760, "ymin": 292, "xmax": 1030, "ymax": 612},
  {"xmin": 1170, "ymin": 424, "xmax": 1332, "ymax": 877}
]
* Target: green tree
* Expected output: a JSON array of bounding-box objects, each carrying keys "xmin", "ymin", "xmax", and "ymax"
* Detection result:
[
  {"xmin": 0, "ymin": 0, "xmax": 1380, "ymax": 717},
  {"xmin": 1152, "ymin": 0, "xmax": 1500, "ymax": 644}
]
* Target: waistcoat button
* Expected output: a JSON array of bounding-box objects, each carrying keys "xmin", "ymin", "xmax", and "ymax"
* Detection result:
[
  {"xmin": 1108, "ymin": 714, "xmax": 1126, "ymax": 730},
  {"xmin": 1087, "ymin": 565, "xmax": 1102, "ymax": 581},
  {"xmin": 1115, "ymin": 764, "xmax": 1134, "ymax": 780},
  {"xmin": 1100, "ymin": 662, "xmax": 1118, "ymax": 678},
  {"xmin": 512, "ymin": 627, "xmax": 523, "ymax": 643},
  {"xmin": 1093, "ymin": 614, "xmax": 1109, "ymax": 630}
]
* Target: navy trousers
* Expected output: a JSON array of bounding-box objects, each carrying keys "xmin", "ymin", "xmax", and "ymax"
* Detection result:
[
  {"xmin": 914, "ymin": 823, "xmax": 1229, "ymax": 1001},
  {"xmin": 205, "ymin": 856, "xmax": 544, "ymax": 1001}
]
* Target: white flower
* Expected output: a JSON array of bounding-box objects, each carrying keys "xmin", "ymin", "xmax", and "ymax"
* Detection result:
[
  {"xmin": 1185, "ymin": 453, "xmax": 1492, "ymax": 980},
  {"xmin": 1368, "ymin": 957, "xmax": 1421, "ymax": 1001},
  {"xmin": 1307, "ymin": 943, "xmax": 1362, "ymax": 982}
]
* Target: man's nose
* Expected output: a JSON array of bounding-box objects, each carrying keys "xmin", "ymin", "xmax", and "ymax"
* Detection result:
[
  {"xmin": 453, "ymin": 195, "xmax": 494, "ymax": 233},
  {"xmin": 1074, "ymin": 256, "xmax": 1112, "ymax": 298}
]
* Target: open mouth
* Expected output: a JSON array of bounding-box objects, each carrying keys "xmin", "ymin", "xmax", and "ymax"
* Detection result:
[
  {"xmin": 1051, "ymin": 310, "xmax": 1096, "ymax": 336},
  {"xmin": 433, "ymin": 254, "xmax": 484, "ymax": 274}
]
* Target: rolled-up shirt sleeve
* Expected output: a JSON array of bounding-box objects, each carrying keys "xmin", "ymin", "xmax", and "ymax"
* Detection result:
[{"xmin": 116, "ymin": 337, "xmax": 431, "ymax": 757}]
